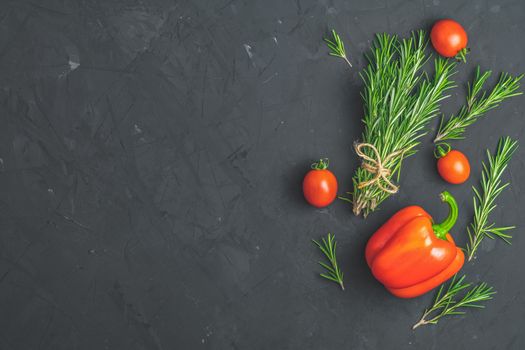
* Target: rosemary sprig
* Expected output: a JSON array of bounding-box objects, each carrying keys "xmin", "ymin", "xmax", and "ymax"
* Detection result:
[
  {"xmin": 312, "ymin": 233, "xmax": 345, "ymax": 290},
  {"xmin": 466, "ymin": 137, "xmax": 518, "ymax": 261},
  {"xmin": 346, "ymin": 31, "xmax": 456, "ymax": 216},
  {"xmin": 434, "ymin": 67, "xmax": 523, "ymax": 143},
  {"xmin": 413, "ymin": 275, "xmax": 496, "ymax": 329},
  {"xmin": 324, "ymin": 29, "xmax": 352, "ymax": 67}
]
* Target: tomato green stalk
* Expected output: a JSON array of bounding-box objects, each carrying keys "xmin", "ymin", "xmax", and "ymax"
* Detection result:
[
  {"xmin": 455, "ymin": 47, "xmax": 470, "ymax": 63},
  {"xmin": 434, "ymin": 143, "xmax": 451, "ymax": 159},
  {"xmin": 311, "ymin": 158, "xmax": 329, "ymax": 170}
]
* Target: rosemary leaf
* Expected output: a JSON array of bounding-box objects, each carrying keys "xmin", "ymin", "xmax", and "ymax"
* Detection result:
[
  {"xmin": 466, "ymin": 136, "xmax": 518, "ymax": 261},
  {"xmin": 312, "ymin": 233, "xmax": 345, "ymax": 290}
]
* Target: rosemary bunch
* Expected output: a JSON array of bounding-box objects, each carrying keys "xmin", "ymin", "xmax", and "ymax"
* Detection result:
[
  {"xmin": 346, "ymin": 31, "xmax": 456, "ymax": 216},
  {"xmin": 466, "ymin": 137, "xmax": 518, "ymax": 261},
  {"xmin": 413, "ymin": 275, "xmax": 495, "ymax": 329},
  {"xmin": 435, "ymin": 67, "xmax": 523, "ymax": 143}
]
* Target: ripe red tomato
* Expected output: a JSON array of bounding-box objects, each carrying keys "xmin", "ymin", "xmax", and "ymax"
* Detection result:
[
  {"xmin": 430, "ymin": 19, "xmax": 468, "ymax": 61},
  {"xmin": 303, "ymin": 159, "xmax": 338, "ymax": 208},
  {"xmin": 436, "ymin": 146, "xmax": 470, "ymax": 184}
]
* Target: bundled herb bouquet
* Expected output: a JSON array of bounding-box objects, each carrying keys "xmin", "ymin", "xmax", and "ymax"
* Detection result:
[{"xmin": 344, "ymin": 31, "xmax": 457, "ymax": 216}]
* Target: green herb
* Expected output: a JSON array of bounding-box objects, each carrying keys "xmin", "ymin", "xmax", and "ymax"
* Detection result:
[
  {"xmin": 434, "ymin": 67, "xmax": 523, "ymax": 143},
  {"xmin": 413, "ymin": 275, "xmax": 496, "ymax": 329},
  {"xmin": 312, "ymin": 233, "xmax": 345, "ymax": 290},
  {"xmin": 466, "ymin": 137, "xmax": 518, "ymax": 261},
  {"xmin": 342, "ymin": 31, "xmax": 456, "ymax": 216},
  {"xmin": 324, "ymin": 29, "xmax": 352, "ymax": 67}
]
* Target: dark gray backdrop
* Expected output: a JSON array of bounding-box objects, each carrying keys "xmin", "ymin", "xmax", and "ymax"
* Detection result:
[{"xmin": 0, "ymin": 0, "xmax": 524, "ymax": 349}]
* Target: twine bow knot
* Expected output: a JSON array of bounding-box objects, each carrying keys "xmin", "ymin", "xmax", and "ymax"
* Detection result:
[{"xmin": 354, "ymin": 143, "xmax": 405, "ymax": 194}]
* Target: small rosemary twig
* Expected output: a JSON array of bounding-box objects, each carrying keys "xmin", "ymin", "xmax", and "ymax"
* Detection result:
[
  {"xmin": 466, "ymin": 137, "xmax": 518, "ymax": 261},
  {"xmin": 413, "ymin": 275, "xmax": 496, "ymax": 329},
  {"xmin": 324, "ymin": 29, "xmax": 352, "ymax": 67},
  {"xmin": 312, "ymin": 233, "xmax": 345, "ymax": 290},
  {"xmin": 435, "ymin": 66, "xmax": 523, "ymax": 143}
]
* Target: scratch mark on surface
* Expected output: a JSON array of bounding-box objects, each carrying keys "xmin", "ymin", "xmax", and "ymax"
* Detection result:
[
  {"xmin": 262, "ymin": 73, "xmax": 277, "ymax": 84},
  {"xmin": 216, "ymin": 0, "xmax": 235, "ymax": 12},
  {"xmin": 242, "ymin": 267, "xmax": 285, "ymax": 297},
  {"xmin": 274, "ymin": 120, "xmax": 285, "ymax": 131},
  {"xmin": 288, "ymin": 17, "xmax": 305, "ymax": 34},
  {"xmin": 258, "ymin": 54, "xmax": 276, "ymax": 77},
  {"xmin": 58, "ymin": 213, "xmax": 91, "ymax": 231},
  {"xmin": 207, "ymin": 154, "xmax": 227, "ymax": 209},
  {"xmin": 295, "ymin": 0, "xmax": 302, "ymax": 14},
  {"xmin": 109, "ymin": 281, "xmax": 165, "ymax": 350},
  {"xmin": 0, "ymin": 270, "xmax": 9, "ymax": 285},
  {"xmin": 26, "ymin": 2, "xmax": 71, "ymax": 16},
  {"xmin": 32, "ymin": 86, "xmax": 67, "ymax": 148},
  {"xmin": 243, "ymin": 44, "xmax": 255, "ymax": 66}
]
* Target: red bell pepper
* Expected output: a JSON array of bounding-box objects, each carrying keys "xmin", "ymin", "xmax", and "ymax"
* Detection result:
[{"xmin": 365, "ymin": 191, "xmax": 464, "ymax": 298}]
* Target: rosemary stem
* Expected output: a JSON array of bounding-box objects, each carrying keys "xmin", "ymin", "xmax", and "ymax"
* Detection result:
[
  {"xmin": 467, "ymin": 243, "xmax": 477, "ymax": 262},
  {"xmin": 343, "ymin": 56, "xmax": 352, "ymax": 68},
  {"xmin": 412, "ymin": 318, "xmax": 428, "ymax": 330}
]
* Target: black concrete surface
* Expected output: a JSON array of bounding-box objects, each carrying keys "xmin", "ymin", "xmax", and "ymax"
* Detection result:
[{"xmin": 0, "ymin": 0, "xmax": 524, "ymax": 349}]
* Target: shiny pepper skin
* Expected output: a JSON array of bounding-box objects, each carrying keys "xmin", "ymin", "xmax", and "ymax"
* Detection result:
[{"xmin": 365, "ymin": 192, "xmax": 465, "ymax": 298}]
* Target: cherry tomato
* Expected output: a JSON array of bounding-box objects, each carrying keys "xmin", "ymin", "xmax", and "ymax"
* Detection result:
[
  {"xmin": 435, "ymin": 145, "xmax": 470, "ymax": 184},
  {"xmin": 303, "ymin": 158, "xmax": 338, "ymax": 208},
  {"xmin": 430, "ymin": 19, "xmax": 469, "ymax": 62}
]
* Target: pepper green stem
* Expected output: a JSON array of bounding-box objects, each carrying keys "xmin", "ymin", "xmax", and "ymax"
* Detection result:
[
  {"xmin": 311, "ymin": 158, "xmax": 329, "ymax": 170},
  {"xmin": 432, "ymin": 191, "xmax": 458, "ymax": 240}
]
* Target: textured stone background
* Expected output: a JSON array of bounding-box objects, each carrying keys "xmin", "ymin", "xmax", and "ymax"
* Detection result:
[{"xmin": 0, "ymin": 0, "xmax": 524, "ymax": 349}]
